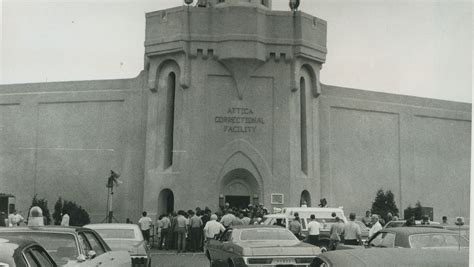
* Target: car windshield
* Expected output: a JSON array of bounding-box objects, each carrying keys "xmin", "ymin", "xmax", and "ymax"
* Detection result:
[
  {"xmin": 0, "ymin": 232, "xmax": 78, "ymax": 264},
  {"xmin": 239, "ymin": 228, "xmax": 298, "ymax": 241},
  {"xmin": 409, "ymin": 233, "xmax": 469, "ymax": 248},
  {"xmin": 94, "ymin": 229, "xmax": 136, "ymax": 240},
  {"xmin": 369, "ymin": 232, "xmax": 396, "ymax": 248}
]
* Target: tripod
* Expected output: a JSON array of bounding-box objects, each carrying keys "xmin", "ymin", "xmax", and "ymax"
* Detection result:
[{"xmin": 101, "ymin": 171, "xmax": 120, "ymax": 223}]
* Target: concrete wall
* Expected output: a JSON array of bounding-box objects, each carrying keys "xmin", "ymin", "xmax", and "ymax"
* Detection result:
[
  {"xmin": 319, "ymin": 84, "xmax": 471, "ymax": 221},
  {"xmin": 0, "ymin": 74, "xmax": 147, "ymax": 222}
]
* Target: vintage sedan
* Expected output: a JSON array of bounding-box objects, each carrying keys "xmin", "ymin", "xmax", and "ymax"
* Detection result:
[
  {"xmin": 366, "ymin": 227, "xmax": 468, "ymax": 249},
  {"xmin": 0, "ymin": 237, "xmax": 57, "ymax": 267},
  {"xmin": 206, "ymin": 225, "xmax": 320, "ymax": 267},
  {"xmin": 85, "ymin": 223, "xmax": 150, "ymax": 267},
  {"xmin": 0, "ymin": 226, "xmax": 131, "ymax": 267},
  {"xmin": 310, "ymin": 247, "xmax": 468, "ymax": 267}
]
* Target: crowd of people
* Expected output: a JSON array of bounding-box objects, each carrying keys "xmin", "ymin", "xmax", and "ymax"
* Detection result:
[
  {"xmin": 0, "ymin": 210, "xmax": 24, "ymax": 227},
  {"xmin": 138, "ymin": 203, "xmax": 270, "ymax": 253}
]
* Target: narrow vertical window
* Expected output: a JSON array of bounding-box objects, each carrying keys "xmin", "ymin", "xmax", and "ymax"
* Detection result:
[
  {"xmin": 164, "ymin": 72, "xmax": 176, "ymax": 169},
  {"xmin": 300, "ymin": 77, "xmax": 308, "ymax": 174}
]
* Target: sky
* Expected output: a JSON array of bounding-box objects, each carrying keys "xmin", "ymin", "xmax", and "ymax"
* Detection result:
[{"xmin": 0, "ymin": 0, "xmax": 472, "ymax": 103}]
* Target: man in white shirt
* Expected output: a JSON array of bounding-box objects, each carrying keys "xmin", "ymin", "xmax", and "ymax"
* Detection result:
[
  {"xmin": 60, "ymin": 212, "xmax": 70, "ymax": 226},
  {"xmin": 306, "ymin": 214, "xmax": 321, "ymax": 246},
  {"xmin": 159, "ymin": 214, "xmax": 171, "ymax": 250},
  {"xmin": 204, "ymin": 214, "xmax": 225, "ymax": 241},
  {"xmin": 138, "ymin": 211, "xmax": 153, "ymax": 245},
  {"xmin": 368, "ymin": 214, "xmax": 382, "ymax": 238},
  {"xmin": 9, "ymin": 210, "xmax": 24, "ymax": 227}
]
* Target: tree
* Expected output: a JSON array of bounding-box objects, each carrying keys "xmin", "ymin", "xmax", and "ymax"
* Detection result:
[
  {"xmin": 371, "ymin": 188, "xmax": 399, "ymax": 222},
  {"xmin": 52, "ymin": 197, "xmax": 63, "ymax": 225},
  {"xmin": 52, "ymin": 197, "xmax": 90, "ymax": 226},
  {"xmin": 30, "ymin": 194, "xmax": 52, "ymax": 225}
]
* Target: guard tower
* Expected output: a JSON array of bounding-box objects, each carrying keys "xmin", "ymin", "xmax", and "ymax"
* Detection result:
[{"xmin": 143, "ymin": 0, "xmax": 328, "ymax": 215}]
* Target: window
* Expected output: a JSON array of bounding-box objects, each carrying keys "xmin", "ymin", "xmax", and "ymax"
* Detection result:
[
  {"xmin": 30, "ymin": 247, "xmax": 56, "ymax": 266},
  {"xmin": 299, "ymin": 77, "xmax": 308, "ymax": 174},
  {"xmin": 369, "ymin": 232, "xmax": 396, "ymax": 248},
  {"xmin": 83, "ymin": 232, "xmax": 106, "ymax": 255},
  {"xmin": 164, "ymin": 72, "xmax": 176, "ymax": 169},
  {"xmin": 24, "ymin": 251, "xmax": 39, "ymax": 267}
]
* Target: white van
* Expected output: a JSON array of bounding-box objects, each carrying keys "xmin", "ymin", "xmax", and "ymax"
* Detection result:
[{"xmin": 263, "ymin": 207, "xmax": 347, "ymax": 251}]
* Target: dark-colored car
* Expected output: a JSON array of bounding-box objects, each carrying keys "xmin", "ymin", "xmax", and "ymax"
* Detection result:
[
  {"xmin": 206, "ymin": 225, "xmax": 320, "ymax": 266},
  {"xmin": 366, "ymin": 227, "xmax": 468, "ymax": 249},
  {"xmin": 0, "ymin": 226, "xmax": 131, "ymax": 267},
  {"xmin": 0, "ymin": 237, "xmax": 57, "ymax": 267},
  {"xmin": 310, "ymin": 247, "xmax": 468, "ymax": 267}
]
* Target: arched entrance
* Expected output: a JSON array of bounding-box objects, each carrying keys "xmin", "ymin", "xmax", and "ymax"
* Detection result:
[
  {"xmin": 300, "ymin": 190, "xmax": 311, "ymax": 207},
  {"xmin": 220, "ymin": 168, "xmax": 260, "ymax": 209},
  {"xmin": 157, "ymin": 189, "xmax": 174, "ymax": 215}
]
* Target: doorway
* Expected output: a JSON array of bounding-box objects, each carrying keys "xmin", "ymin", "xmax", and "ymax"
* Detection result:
[
  {"xmin": 220, "ymin": 168, "xmax": 260, "ymax": 210},
  {"xmin": 225, "ymin": 196, "xmax": 250, "ymax": 209},
  {"xmin": 158, "ymin": 189, "xmax": 174, "ymax": 215}
]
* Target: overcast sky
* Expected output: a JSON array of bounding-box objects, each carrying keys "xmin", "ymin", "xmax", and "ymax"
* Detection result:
[{"xmin": 1, "ymin": 0, "xmax": 471, "ymax": 103}]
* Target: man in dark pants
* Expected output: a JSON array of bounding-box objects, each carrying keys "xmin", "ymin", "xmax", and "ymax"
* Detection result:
[
  {"xmin": 343, "ymin": 213, "xmax": 361, "ymax": 246},
  {"xmin": 306, "ymin": 214, "xmax": 321, "ymax": 246},
  {"xmin": 189, "ymin": 210, "xmax": 203, "ymax": 252}
]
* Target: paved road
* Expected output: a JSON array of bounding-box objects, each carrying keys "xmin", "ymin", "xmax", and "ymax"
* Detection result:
[{"xmin": 150, "ymin": 250, "xmax": 210, "ymax": 267}]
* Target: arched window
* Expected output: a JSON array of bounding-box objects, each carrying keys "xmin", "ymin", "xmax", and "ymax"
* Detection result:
[
  {"xmin": 164, "ymin": 72, "xmax": 176, "ymax": 169},
  {"xmin": 300, "ymin": 77, "xmax": 308, "ymax": 174}
]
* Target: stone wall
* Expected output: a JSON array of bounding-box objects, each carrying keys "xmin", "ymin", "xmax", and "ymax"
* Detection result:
[
  {"xmin": 319, "ymin": 84, "xmax": 471, "ymax": 221},
  {"xmin": 0, "ymin": 73, "xmax": 147, "ymax": 222}
]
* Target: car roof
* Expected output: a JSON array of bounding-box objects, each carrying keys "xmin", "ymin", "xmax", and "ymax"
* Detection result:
[
  {"xmin": 0, "ymin": 226, "xmax": 89, "ymax": 234},
  {"xmin": 263, "ymin": 214, "xmax": 295, "ymax": 219},
  {"xmin": 282, "ymin": 207, "xmax": 344, "ymax": 212},
  {"xmin": 381, "ymin": 226, "xmax": 457, "ymax": 235},
  {"xmin": 85, "ymin": 223, "xmax": 140, "ymax": 230},
  {"xmin": 230, "ymin": 224, "xmax": 285, "ymax": 229},
  {"xmin": 318, "ymin": 248, "xmax": 468, "ymax": 266}
]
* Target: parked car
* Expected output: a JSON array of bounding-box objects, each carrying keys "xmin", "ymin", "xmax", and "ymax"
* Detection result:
[
  {"xmin": 0, "ymin": 226, "xmax": 131, "ymax": 267},
  {"xmin": 384, "ymin": 220, "xmax": 440, "ymax": 228},
  {"xmin": 0, "ymin": 236, "xmax": 57, "ymax": 267},
  {"xmin": 310, "ymin": 247, "xmax": 468, "ymax": 267},
  {"xmin": 85, "ymin": 223, "xmax": 150, "ymax": 267},
  {"xmin": 263, "ymin": 207, "xmax": 347, "ymax": 251},
  {"xmin": 338, "ymin": 227, "xmax": 469, "ymax": 250},
  {"xmin": 206, "ymin": 225, "xmax": 320, "ymax": 266}
]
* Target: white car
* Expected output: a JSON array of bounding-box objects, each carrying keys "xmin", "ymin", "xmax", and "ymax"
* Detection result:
[
  {"xmin": 85, "ymin": 223, "xmax": 150, "ymax": 267},
  {"xmin": 0, "ymin": 226, "xmax": 131, "ymax": 267}
]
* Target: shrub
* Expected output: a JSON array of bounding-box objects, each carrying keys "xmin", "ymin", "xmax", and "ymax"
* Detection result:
[
  {"xmin": 29, "ymin": 195, "xmax": 52, "ymax": 225},
  {"xmin": 51, "ymin": 197, "xmax": 90, "ymax": 226},
  {"xmin": 370, "ymin": 188, "xmax": 399, "ymax": 222}
]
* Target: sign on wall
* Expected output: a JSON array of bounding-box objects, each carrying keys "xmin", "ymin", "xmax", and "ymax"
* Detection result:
[
  {"xmin": 214, "ymin": 107, "xmax": 265, "ymax": 133},
  {"xmin": 271, "ymin": 193, "xmax": 284, "ymax": 205}
]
